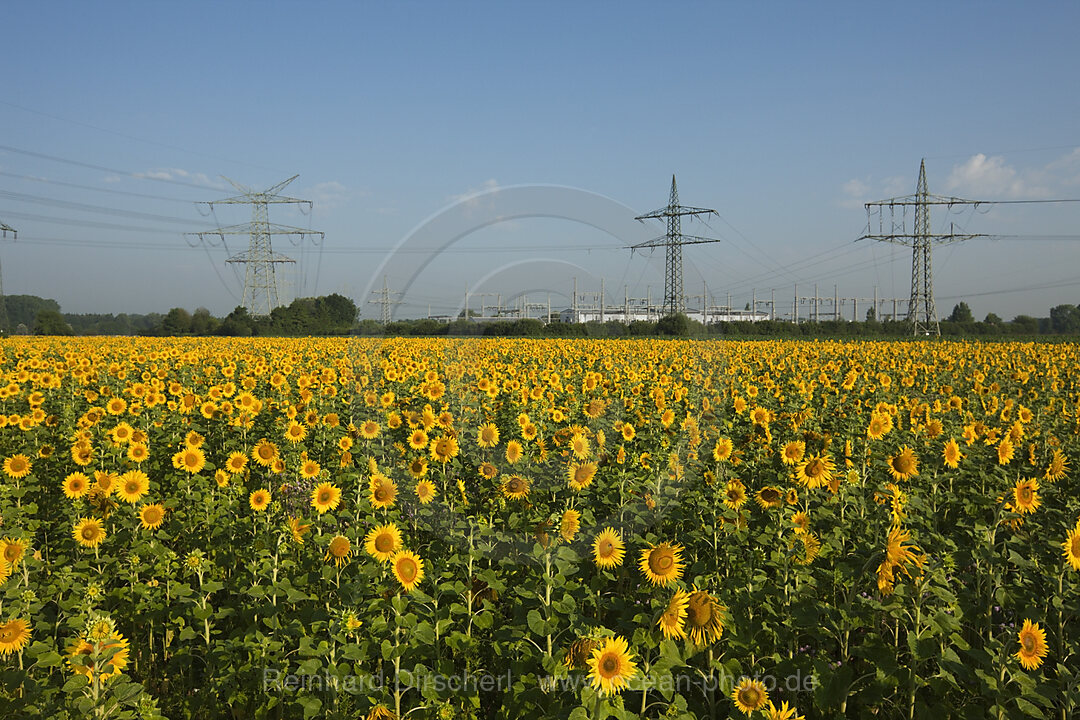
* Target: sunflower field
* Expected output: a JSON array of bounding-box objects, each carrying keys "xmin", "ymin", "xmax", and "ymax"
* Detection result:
[{"xmin": 0, "ymin": 336, "xmax": 1078, "ymax": 719}]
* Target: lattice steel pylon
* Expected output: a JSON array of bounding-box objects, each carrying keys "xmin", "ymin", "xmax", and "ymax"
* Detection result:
[
  {"xmin": 860, "ymin": 160, "xmax": 986, "ymax": 336},
  {"xmin": 186, "ymin": 176, "xmax": 324, "ymax": 317},
  {"xmin": 632, "ymin": 175, "xmax": 720, "ymax": 316},
  {"xmin": 0, "ymin": 220, "xmax": 15, "ymax": 333}
]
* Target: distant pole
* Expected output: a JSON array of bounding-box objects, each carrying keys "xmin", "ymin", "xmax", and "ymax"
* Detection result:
[
  {"xmin": 647, "ymin": 287, "xmax": 651, "ymax": 322},
  {"xmin": 771, "ymin": 288, "xmax": 775, "ymax": 321},
  {"xmin": 600, "ymin": 278, "xmax": 606, "ymax": 323},
  {"xmin": 834, "ymin": 285, "xmax": 839, "ymax": 322},
  {"xmin": 814, "ymin": 283, "xmax": 819, "ymax": 322},
  {"xmin": 624, "ymin": 286, "xmax": 629, "ymax": 325},
  {"xmin": 793, "ymin": 284, "xmax": 798, "ymax": 324},
  {"xmin": 573, "ymin": 277, "xmax": 578, "ymax": 321},
  {"xmin": 465, "ymin": 283, "xmax": 469, "ymax": 320},
  {"xmin": 874, "ymin": 286, "xmax": 879, "ymax": 320}
]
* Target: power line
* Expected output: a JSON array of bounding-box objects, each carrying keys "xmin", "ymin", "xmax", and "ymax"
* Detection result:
[{"xmin": 0, "ymin": 189, "xmax": 217, "ymax": 226}]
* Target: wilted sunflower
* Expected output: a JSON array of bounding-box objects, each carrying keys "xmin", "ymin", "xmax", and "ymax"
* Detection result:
[
  {"xmin": 1015, "ymin": 619, "xmax": 1048, "ymax": 671},
  {"xmin": 586, "ymin": 636, "xmax": 637, "ymax": 696},
  {"xmin": 1012, "ymin": 478, "xmax": 1041, "ymax": 514},
  {"xmin": 414, "ymin": 479, "xmax": 437, "ymax": 504},
  {"xmin": 63, "ymin": 472, "xmax": 91, "ymax": 500},
  {"xmin": 391, "ymin": 550, "xmax": 424, "ymax": 592},
  {"xmin": 566, "ymin": 462, "xmax": 598, "ymax": 491},
  {"xmin": 684, "ymin": 589, "xmax": 725, "ymax": 645},
  {"xmin": 325, "ymin": 535, "xmax": 352, "ymax": 568},
  {"xmin": 593, "ymin": 528, "xmax": 625, "ymax": 569},
  {"xmin": 658, "ymin": 590, "xmax": 689, "ymax": 640},
  {"xmin": 791, "ymin": 511, "xmax": 810, "ymax": 535},
  {"xmin": 877, "ymin": 525, "xmax": 925, "ymax": 595},
  {"xmin": 794, "ymin": 532, "xmax": 821, "ymax": 565},
  {"xmin": 364, "ymin": 524, "xmax": 402, "ymax": 563},
  {"xmin": 755, "ymin": 486, "xmax": 784, "ymax": 509},
  {"xmin": 638, "ymin": 542, "xmax": 684, "ymax": 587},
  {"xmin": 249, "ymin": 489, "xmax": 271, "ymax": 512},
  {"xmin": 116, "ymin": 470, "xmax": 150, "ymax": 504},
  {"xmin": 732, "ymin": 678, "xmax": 770, "ymax": 715},
  {"xmin": 73, "ymin": 518, "xmax": 106, "ymax": 549},
  {"xmin": 311, "ymin": 482, "xmax": 342, "ymax": 514},
  {"xmin": 1063, "ymin": 522, "xmax": 1080, "ymax": 572},
  {"xmin": 886, "ymin": 446, "xmax": 919, "ymax": 482},
  {"xmin": 564, "ymin": 636, "xmax": 600, "ymax": 670},
  {"xmin": 366, "ymin": 704, "xmax": 394, "ymax": 720},
  {"xmin": 560, "ymin": 509, "xmax": 581, "ymax": 542},
  {"xmin": 139, "ymin": 504, "xmax": 166, "ymax": 531},
  {"xmin": 0, "ymin": 618, "xmax": 31, "ymax": 656}
]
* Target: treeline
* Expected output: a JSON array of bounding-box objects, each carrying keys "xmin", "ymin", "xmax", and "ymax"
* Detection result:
[{"xmin": 0, "ymin": 294, "xmax": 357, "ymax": 337}]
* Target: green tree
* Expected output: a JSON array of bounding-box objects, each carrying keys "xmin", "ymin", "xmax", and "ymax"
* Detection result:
[
  {"xmin": 162, "ymin": 308, "xmax": 193, "ymax": 335},
  {"xmin": 656, "ymin": 313, "xmax": 690, "ymax": 336},
  {"xmin": 947, "ymin": 302, "xmax": 974, "ymax": 323},
  {"xmin": 33, "ymin": 309, "xmax": 73, "ymax": 335},
  {"xmin": 1049, "ymin": 304, "xmax": 1080, "ymax": 334}
]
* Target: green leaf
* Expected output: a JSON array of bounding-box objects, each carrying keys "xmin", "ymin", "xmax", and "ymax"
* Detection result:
[{"xmin": 527, "ymin": 609, "xmax": 546, "ymax": 637}]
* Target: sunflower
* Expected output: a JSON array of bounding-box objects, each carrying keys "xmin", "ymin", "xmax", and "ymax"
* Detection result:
[
  {"xmin": 785, "ymin": 488, "xmax": 799, "ymax": 505},
  {"xmin": 764, "ymin": 701, "xmax": 804, "ymax": 720},
  {"xmin": 0, "ymin": 538, "xmax": 26, "ymax": 568},
  {"xmin": 284, "ymin": 421, "xmax": 308, "ymax": 444},
  {"xmin": 116, "ymin": 470, "xmax": 149, "ymax": 504},
  {"xmin": 391, "ymin": 550, "xmax": 424, "ymax": 592},
  {"xmin": 172, "ymin": 446, "xmax": 206, "ymax": 475},
  {"xmin": 732, "ymin": 678, "xmax": 770, "ymax": 716},
  {"xmin": 249, "ymin": 489, "xmax": 271, "ymax": 512},
  {"xmin": 586, "ymin": 636, "xmax": 638, "ymax": 696},
  {"xmin": 877, "ymin": 525, "xmax": 925, "ymax": 594},
  {"xmin": 791, "ymin": 511, "xmax": 810, "ymax": 535},
  {"xmin": 288, "ymin": 516, "xmax": 311, "ymax": 545},
  {"xmin": 780, "ymin": 441, "xmax": 805, "ymax": 466},
  {"xmin": 750, "ymin": 406, "xmax": 772, "ymax": 428},
  {"xmin": 139, "ymin": 504, "xmax": 166, "ymax": 531},
  {"xmin": 252, "ymin": 439, "xmax": 279, "ymax": 467},
  {"xmin": 0, "ymin": 618, "xmax": 31, "ymax": 656},
  {"xmin": 63, "ymin": 472, "xmax": 91, "ymax": 500},
  {"xmin": 943, "ymin": 438, "xmax": 963, "ymax": 469},
  {"xmin": 1015, "ymin": 619, "xmax": 1048, "ymax": 671},
  {"xmin": 658, "ymin": 590, "xmax": 689, "ymax": 640},
  {"xmin": 866, "ymin": 413, "xmax": 891, "ymax": 440},
  {"xmin": 886, "ymin": 446, "xmax": 919, "ymax": 482},
  {"xmin": 3, "ymin": 454, "xmax": 31, "ymax": 479},
  {"xmin": 414, "ymin": 479, "xmax": 437, "ymax": 504},
  {"xmin": 723, "ymin": 479, "xmax": 747, "ymax": 510},
  {"xmin": 684, "ymin": 589, "xmax": 725, "ymax": 645},
  {"xmin": 638, "ymin": 542, "xmax": 684, "ymax": 587},
  {"xmin": 1012, "ymin": 478, "xmax": 1041, "ymax": 514},
  {"xmin": 593, "ymin": 528, "xmax": 626, "ymax": 569},
  {"xmin": 127, "ymin": 443, "xmax": 149, "ymax": 464},
  {"xmin": 567, "ymin": 462, "xmax": 598, "ymax": 491},
  {"xmin": 429, "ymin": 435, "xmax": 460, "ymax": 464},
  {"xmin": 94, "ymin": 471, "xmax": 117, "ymax": 496},
  {"xmin": 364, "ymin": 524, "xmax": 403, "ymax": 563},
  {"xmin": 569, "ymin": 432, "xmax": 590, "ymax": 459},
  {"xmin": 755, "ymin": 486, "xmax": 784, "ymax": 509},
  {"xmin": 325, "ymin": 535, "xmax": 353, "ymax": 567},
  {"xmin": 1046, "ymin": 449, "xmax": 1069, "ymax": 482},
  {"xmin": 369, "ymin": 475, "xmax": 398, "ymax": 510},
  {"xmin": 1061, "ymin": 523, "xmax": 1080, "ymax": 571},
  {"xmin": 795, "ymin": 454, "xmax": 835, "ymax": 489},
  {"xmin": 505, "ymin": 440, "xmax": 524, "ymax": 464},
  {"xmin": 713, "ymin": 437, "xmax": 733, "ymax": 462},
  {"xmin": 359, "ymin": 420, "xmax": 380, "ymax": 440},
  {"xmin": 477, "ymin": 423, "xmax": 500, "ymax": 448},
  {"xmin": 73, "ymin": 518, "xmax": 106, "ymax": 548},
  {"xmin": 560, "ymin": 509, "xmax": 581, "ymax": 542},
  {"xmin": 408, "ymin": 429, "xmax": 429, "ymax": 451},
  {"xmin": 620, "ymin": 423, "xmax": 636, "ymax": 442},
  {"xmin": 478, "ymin": 462, "xmax": 498, "ymax": 480},
  {"xmin": 67, "ymin": 631, "xmax": 130, "ymax": 681},
  {"xmin": 795, "ymin": 533, "xmax": 821, "ymax": 565},
  {"xmin": 997, "ymin": 438, "xmax": 1015, "ymax": 466},
  {"xmin": 226, "ymin": 452, "xmax": 247, "ymax": 474},
  {"xmin": 408, "ymin": 456, "xmax": 429, "ymax": 479},
  {"xmin": 311, "ymin": 482, "xmax": 341, "ymax": 513}
]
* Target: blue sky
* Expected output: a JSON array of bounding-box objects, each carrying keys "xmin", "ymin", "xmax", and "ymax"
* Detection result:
[{"xmin": 2, "ymin": 1, "xmax": 1079, "ymax": 321}]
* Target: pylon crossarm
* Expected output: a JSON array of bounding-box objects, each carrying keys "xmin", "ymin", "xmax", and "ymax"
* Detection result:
[{"xmin": 859, "ymin": 232, "xmax": 986, "ymax": 245}]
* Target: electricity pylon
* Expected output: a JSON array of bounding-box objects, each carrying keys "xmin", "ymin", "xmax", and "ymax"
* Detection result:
[
  {"xmin": 0, "ymin": 220, "xmax": 15, "ymax": 333},
  {"xmin": 860, "ymin": 160, "xmax": 986, "ymax": 336},
  {"xmin": 186, "ymin": 176, "xmax": 324, "ymax": 317},
  {"xmin": 632, "ymin": 175, "xmax": 720, "ymax": 316},
  {"xmin": 368, "ymin": 275, "xmax": 402, "ymax": 325}
]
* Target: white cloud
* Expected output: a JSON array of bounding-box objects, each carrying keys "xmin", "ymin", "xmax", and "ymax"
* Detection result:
[
  {"xmin": 838, "ymin": 175, "xmax": 908, "ymax": 208},
  {"xmin": 944, "ymin": 153, "xmax": 1053, "ymax": 199},
  {"xmin": 448, "ymin": 178, "xmax": 500, "ymax": 205},
  {"xmin": 301, "ymin": 181, "xmax": 351, "ymax": 210},
  {"xmin": 133, "ymin": 167, "xmax": 224, "ymax": 189}
]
